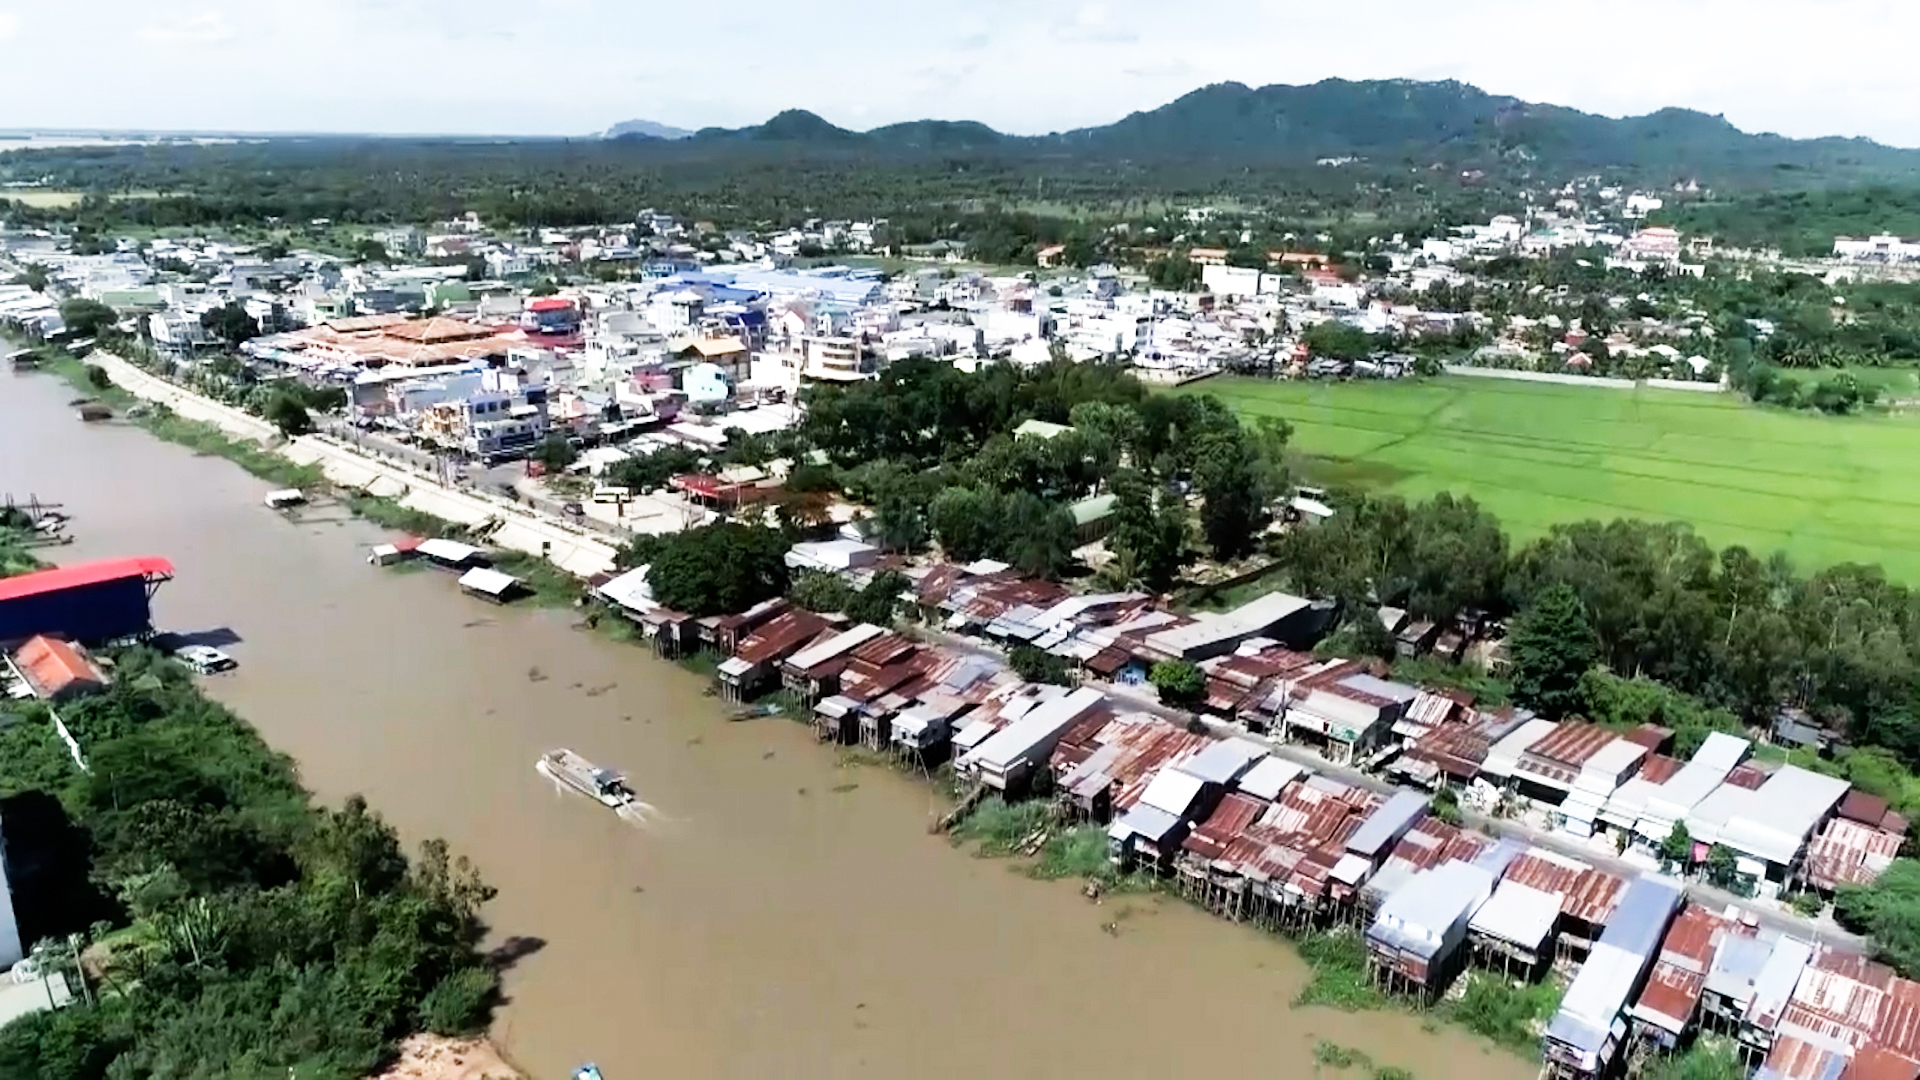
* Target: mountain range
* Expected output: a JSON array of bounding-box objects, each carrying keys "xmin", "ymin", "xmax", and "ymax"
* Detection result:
[{"xmin": 601, "ymin": 79, "xmax": 1920, "ymax": 183}]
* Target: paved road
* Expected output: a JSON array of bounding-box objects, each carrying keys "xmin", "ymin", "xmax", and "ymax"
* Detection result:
[{"xmin": 919, "ymin": 626, "xmax": 1867, "ymax": 950}]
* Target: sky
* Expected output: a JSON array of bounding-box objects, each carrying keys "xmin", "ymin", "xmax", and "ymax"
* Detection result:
[{"xmin": 2, "ymin": 0, "xmax": 1918, "ymax": 147}]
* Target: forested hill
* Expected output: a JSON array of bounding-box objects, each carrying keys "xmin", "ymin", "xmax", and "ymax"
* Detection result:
[{"xmin": 640, "ymin": 78, "xmax": 1920, "ymax": 185}]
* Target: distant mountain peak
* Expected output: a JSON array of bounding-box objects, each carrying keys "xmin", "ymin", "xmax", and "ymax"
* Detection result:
[{"xmin": 601, "ymin": 118, "xmax": 690, "ymax": 141}]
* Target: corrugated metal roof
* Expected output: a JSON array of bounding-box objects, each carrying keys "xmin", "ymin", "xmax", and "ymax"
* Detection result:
[
  {"xmin": 1657, "ymin": 903, "xmax": 1746, "ymax": 973},
  {"xmin": 1469, "ymin": 878, "xmax": 1563, "ymax": 949},
  {"xmin": 1632, "ymin": 961, "xmax": 1706, "ymax": 1034},
  {"xmin": 1762, "ymin": 1035, "xmax": 1850, "ymax": 1080},
  {"xmin": 1237, "ymin": 757, "xmax": 1308, "ymax": 801},
  {"xmin": 1502, "ymin": 850, "xmax": 1627, "ymax": 926},
  {"xmin": 1182, "ymin": 792, "xmax": 1269, "ymax": 862},
  {"xmin": 1345, "ymin": 790, "xmax": 1429, "ymax": 859},
  {"xmin": 1753, "ymin": 937, "xmax": 1818, "ymax": 1033},
  {"xmin": 1805, "ymin": 818, "xmax": 1904, "ymax": 891},
  {"xmin": 1870, "ymin": 975, "xmax": 1920, "ymax": 1059},
  {"xmin": 1178, "ymin": 737, "xmax": 1268, "ymax": 785},
  {"xmin": 1519, "ymin": 721, "xmax": 1625, "ymax": 786},
  {"xmin": 1779, "ymin": 948, "xmax": 1894, "ymax": 1052},
  {"xmin": 1846, "ymin": 1047, "xmax": 1920, "ymax": 1080},
  {"xmin": 1370, "ymin": 860, "xmax": 1495, "ymax": 960}
]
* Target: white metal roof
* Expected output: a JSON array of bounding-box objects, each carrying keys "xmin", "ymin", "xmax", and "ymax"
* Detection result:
[
  {"xmin": 595, "ymin": 566, "xmax": 655, "ymax": 613},
  {"xmin": 1177, "ymin": 738, "xmax": 1268, "ymax": 785},
  {"xmin": 1140, "ymin": 768, "xmax": 1208, "ymax": 817},
  {"xmin": 457, "ymin": 567, "xmax": 518, "ymax": 596},
  {"xmin": 1469, "ymin": 879, "xmax": 1563, "ymax": 949},
  {"xmin": 784, "ymin": 623, "xmax": 885, "ymax": 673},
  {"xmin": 1481, "ymin": 718, "xmax": 1558, "ymax": 779},
  {"xmin": 1237, "ymin": 757, "xmax": 1307, "ymax": 801},
  {"xmin": 418, "ymin": 537, "xmax": 483, "ymax": 563},
  {"xmin": 1686, "ymin": 765, "xmax": 1849, "ymax": 866},
  {"xmin": 1144, "ymin": 591, "xmax": 1311, "ymax": 656},
  {"xmin": 1646, "ymin": 732, "xmax": 1749, "ymax": 823}
]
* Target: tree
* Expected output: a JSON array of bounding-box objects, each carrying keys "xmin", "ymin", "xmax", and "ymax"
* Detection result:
[
  {"xmin": 872, "ymin": 494, "xmax": 927, "ymax": 554},
  {"xmin": 1150, "ymin": 660, "xmax": 1206, "ymax": 707},
  {"xmin": 1659, "ymin": 822, "xmax": 1692, "ymax": 869},
  {"xmin": 645, "ymin": 522, "xmax": 790, "ymax": 617},
  {"xmin": 59, "ymin": 298, "xmax": 119, "ymax": 338},
  {"xmin": 999, "ymin": 491, "xmax": 1076, "ymax": 579},
  {"xmin": 530, "ymin": 433, "xmax": 577, "ymax": 473},
  {"xmin": 1010, "ymin": 645, "xmax": 1074, "ymax": 686},
  {"xmin": 1193, "ymin": 432, "xmax": 1266, "ymax": 562},
  {"xmin": 1837, "ymin": 858, "xmax": 1920, "ymax": 978},
  {"xmin": 1704, "ymin": 843, "xmax": 1747, "ymax": 894},
  {"xmin": 789, "ymin": 571, "xmax": 854, "ymax": 614},
  {"xmin": 1304, "ymin": 321, "xmax": 1376, "ymax": 361},
  {"xmin": 846, "ymin": 570, "xmax": 909, "ymax": 627},
  {"xmin": 1405, "ymin": 494, "xmax": 1507, "ymax": 621},
  {"xmin": 1429, "ymin": 786, "xmax": 1463, "ymax": 826},
  {"xmin": 263, "ymin": 392, "xmax": 313, "ymax": 436},
  {"xmin": 199, "ymin": 301, "xmax": 259, "ymax": 344},
  {"xmin": 929, "ymin": 486, "xmax": 1002, "ymax": 563},
  {"xmin": 1107, "ymin": 469, "xmax": 1186, "ymax": 591},
  {"xmin": 351, "ymin": 237, "xmax": 390, "ymax": 264},
  {"xmin": 529, "ymin": 278, "xmax": 560, "ymax": 297},
  {"xmin": 1509, "ymin": 584, "xmax": 1597, "ymax": 718}
]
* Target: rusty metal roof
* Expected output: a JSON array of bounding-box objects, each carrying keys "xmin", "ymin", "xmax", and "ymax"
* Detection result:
[
  {"xmin": 1500, "ymin": 850, "xmax": 1626, "ymax": 926},
  {"xmin": 1050, "ymin": 711, "xmax": 1211, "ymax": 813},
  {"xmin": 1765, "ymin": 1035, "xmax": 1851, "ymax": 1080},
  {"xmin": 1183, "ymin": 792, "xmax": 1269, "ymax": 861},
  {"xmin": 1805, "ymin": 818, "xmax": 1905, "ymax": 891},
  {"xmin": 1724, "ymin": 763, "xmax": 1769, "ymax": 790},
  {"xmin": 1406, "ymin": 725, "xmax": 1494, "ymax": 779},
  {"xmin": 850, "ymin": 631, "xmax": 918, "ymax": 667},
  {"xmin": 1780, "ymin": 948, "xmax": 1896, "ymax": 1053},
  {"xmin": 1657, "ymin": 904, "xmax": 1745, "ymax": 972},
  {"xmin": 733, "ymin": 609, "xmax": 831, "ymax": 665},
  {"xmin": 1634, "ymin": 961, "xmax": 1706, "ymax": 1035},
  {"xmin": 1870, "ymin": 970, "xmax": 1920, "ymax": 1059},
  {"xmin": 1842, "ymin": 791, "xmax": 1892, "ymax": 826},
  {"xmin": 1518, "ymin": 721, "xmax": 1621, "ymax": 783},
  {"xmin": 1847, "ymin": 1047, "xmax": 1920, "ymax": 1080},
  {"xmin": 1638, "ymin": 754, "xmax": 1686, "ymax": 786}
]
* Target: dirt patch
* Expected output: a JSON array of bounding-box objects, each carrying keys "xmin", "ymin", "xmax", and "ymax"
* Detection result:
[{"xmin": 369, "ymin": 1035, "xmax": 523, "ymax": 1080}]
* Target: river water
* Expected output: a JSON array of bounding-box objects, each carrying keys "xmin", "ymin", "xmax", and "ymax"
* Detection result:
[{"xmin": 0, "ymin": 371, "xmax": 1530, "ymax": 1080}]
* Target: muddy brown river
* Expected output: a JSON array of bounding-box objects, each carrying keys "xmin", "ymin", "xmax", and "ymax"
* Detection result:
[{"xmin": 0, "ymin": 370, "xmax": 1531, "ymax": 1080}]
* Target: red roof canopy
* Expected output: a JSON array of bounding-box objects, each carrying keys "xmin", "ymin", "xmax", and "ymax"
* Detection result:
[
  {"xmin": 527, "ymin": 298, "xmax": 575, "ymax": 312},
  {"xmin": 0, "ymin": 557, "xmax": 175, "ymax": 603}
]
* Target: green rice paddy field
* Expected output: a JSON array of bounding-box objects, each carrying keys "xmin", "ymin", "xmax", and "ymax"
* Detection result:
[{"xmin": 1183, "ymin": 375, "xmax": 1920, "ymax": 580}]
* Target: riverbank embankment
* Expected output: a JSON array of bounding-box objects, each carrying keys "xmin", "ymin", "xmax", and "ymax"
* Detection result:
[{"xmin": 83, "ymin": 351, "xmax": 619, "ymax": 577}]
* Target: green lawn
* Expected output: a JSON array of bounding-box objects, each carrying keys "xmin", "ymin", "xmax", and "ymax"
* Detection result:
[{"xmin": 1184, "ymin": 375, "xmax": 1920, "ymax": 580}]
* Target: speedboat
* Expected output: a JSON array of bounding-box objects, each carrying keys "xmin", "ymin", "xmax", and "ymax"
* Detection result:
[
  {"xmin": 573, "ymin": 1065, "xmax": 605, "ymax": 1080},
  {"xmin": 537, "ymin": 749, "xmax": 635, "ymax": 809}
]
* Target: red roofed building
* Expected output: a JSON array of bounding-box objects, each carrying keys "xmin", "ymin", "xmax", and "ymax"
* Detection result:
[{"xmin": 8, "ymin": 635, "xmax": 108, "ymax": 701}]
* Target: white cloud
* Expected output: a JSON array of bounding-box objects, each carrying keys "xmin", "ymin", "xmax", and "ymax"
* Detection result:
[
  {"xmin": 0, "ymin": 12, "xmax": 18, "ymax": 41},
  {"xmin": 139, "ymin": 11, "xmax": 236, "ymax": 44}
]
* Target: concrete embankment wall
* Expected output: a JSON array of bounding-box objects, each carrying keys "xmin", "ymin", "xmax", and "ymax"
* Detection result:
[
  {"xmin": 90, "ymin": 353, "xmax": 619, "ymax": 577},
  {"xmin": 1441, "ymin": 364, "xmax": 1726, "ymax": 394}
]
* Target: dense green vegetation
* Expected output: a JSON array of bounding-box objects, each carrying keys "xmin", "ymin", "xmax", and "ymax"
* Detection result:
[
  {"xmin": 1667, "ymin": 187, "xmax": 1920, "ymax": 257},
  {"xmin": 0, "ymin": 649, "xmax": 498, "ymax": 1077}
]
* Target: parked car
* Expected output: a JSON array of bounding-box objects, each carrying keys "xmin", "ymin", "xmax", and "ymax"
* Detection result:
[{"xmin": 174, "ymin": 644, "xmax": 237, "ymax": 674}]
